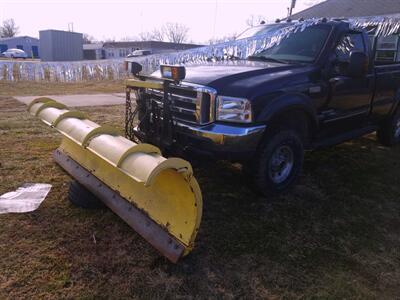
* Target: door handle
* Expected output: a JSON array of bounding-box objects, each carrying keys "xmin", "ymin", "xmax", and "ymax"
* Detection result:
[{"xmin": 329, "ymin": 77, "xmax": 345, "ymax": 85}]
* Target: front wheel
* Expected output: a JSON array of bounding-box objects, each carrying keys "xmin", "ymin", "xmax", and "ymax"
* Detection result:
[
  {"xmin": 250, "ymin": 130, "xmax": 304, "ymax": 196},
  {"xmin": 377, "ymin": 108, "xmax": 400, "ymax": 147},
  {"xmin": 68, "ymin": 180, "xmax": 104, "ymax": 209}
]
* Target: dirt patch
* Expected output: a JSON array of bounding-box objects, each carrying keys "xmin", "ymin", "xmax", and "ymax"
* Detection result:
[{"xmin": 1, "ymin": 95, "xmax": 400, "ymax": 298}]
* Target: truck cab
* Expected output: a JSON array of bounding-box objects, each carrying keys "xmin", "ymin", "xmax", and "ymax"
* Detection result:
[{"xmin": 126, "ymin": 19, "xmax": 400, "ymax": 195}]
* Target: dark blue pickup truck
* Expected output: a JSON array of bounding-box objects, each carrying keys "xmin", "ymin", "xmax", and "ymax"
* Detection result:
[{"xmin": 126, "ymin": 19, "xmax": 400, "ymax": 195}]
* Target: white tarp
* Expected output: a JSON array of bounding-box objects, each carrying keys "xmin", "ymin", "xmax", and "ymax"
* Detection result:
[{"xmin": 0, "ymin": 183, "xmax": 52, "ymax": 214}]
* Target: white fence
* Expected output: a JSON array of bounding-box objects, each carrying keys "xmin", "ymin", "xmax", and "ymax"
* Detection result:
[{"xmin": 0, "ymin": 59, "xmax": 128, "ymax": 82}]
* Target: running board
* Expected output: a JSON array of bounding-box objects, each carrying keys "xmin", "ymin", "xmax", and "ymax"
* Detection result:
[{"xmin": 313, "ymin": 125, "xmax": 378, "ymax": 149}]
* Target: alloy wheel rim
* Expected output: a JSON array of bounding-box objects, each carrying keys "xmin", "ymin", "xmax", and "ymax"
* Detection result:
[
  {"xmin": 395, "ymin": 119, "xmax": 400, "ymax": 138},
  {"xmin": 268, "ymin": 145, "xmax": 294, "ymax": 184}
]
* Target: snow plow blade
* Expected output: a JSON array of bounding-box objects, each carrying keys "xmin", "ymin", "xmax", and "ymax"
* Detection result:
[{"xmin": 27, "ymin": 97, "xmax": 202, "ymax": 263}]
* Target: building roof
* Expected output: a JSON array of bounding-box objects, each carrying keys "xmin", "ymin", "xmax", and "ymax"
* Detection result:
[
  {"xmin": 83, "ymin": 43, "xmax": 104, "ymax": 50},
  {"xmin": 103, "ymin": 40, "xmax": 203, "ymax": 50},
  {"xmin": 0, "ymin": 36, "xmax": 39, "ymax": 42},
  {"xmin": 291, "ymin": 0, "xmax": 400, "ymax": 19},
  {"xmin": 39, "ymin": 29, "xmax": 83, "ymax": 36}
]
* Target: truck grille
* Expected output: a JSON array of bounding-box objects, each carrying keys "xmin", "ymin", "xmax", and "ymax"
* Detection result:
[{"xmin": 145, "ymin": 85, "xmax": 216, "ymax": 125}]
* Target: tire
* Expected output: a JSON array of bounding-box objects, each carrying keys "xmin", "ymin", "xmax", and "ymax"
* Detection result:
[
  {"xmin": 250, "ymin": 129, "xmax": 304, "ymax": 196},
  {"xmin": 377, "ymin": 108, "xmax": 400, "ymax": 147},
  {"xmin": 68, "ymin": 180, "xmax": 104, "ymax": 209}
]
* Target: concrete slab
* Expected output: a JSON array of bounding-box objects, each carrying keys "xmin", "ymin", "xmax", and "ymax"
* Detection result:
[{"xmin": 15, "ymin": 93, "xmax": 126, "ymax": 107}]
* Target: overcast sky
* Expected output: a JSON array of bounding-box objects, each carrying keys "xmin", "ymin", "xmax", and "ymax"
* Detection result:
[{"xmin": 1, "ymin": 0, "xmax": 325, "ymax": 43}]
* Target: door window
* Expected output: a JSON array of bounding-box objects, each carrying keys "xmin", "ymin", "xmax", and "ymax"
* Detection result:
[
  {"xmin": 335, "ymin": 33, "xmax": 365, "ymax": 61},
  {"xmin": 334, "ymin": 32, "xmax": 366, "ymax": 75}
]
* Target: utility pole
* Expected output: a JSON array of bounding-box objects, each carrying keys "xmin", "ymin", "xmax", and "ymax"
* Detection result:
[{"xmin": 288, "ymin": 0, "xmax": 296, "ymax": 17}]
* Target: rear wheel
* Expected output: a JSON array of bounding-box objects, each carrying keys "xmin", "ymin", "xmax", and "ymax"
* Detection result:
[
  {"xmin": 377, "ymin": 108, "xmax": 400, "ymax": 147},
  {"xmin": 68, "ymin": 180, "xmax": 104, "ymax": 209}
]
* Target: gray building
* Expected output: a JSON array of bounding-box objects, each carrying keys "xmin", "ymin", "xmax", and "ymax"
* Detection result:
[
  {"xmin": 291, "ymin": 0, "xmax": 400, "ymax": 62},
  {"xmin": 39, "ymin": 29, "xmax": 83, "ymax": 61},
  {"xmin": 94, "ymin": 41, "xmax": 202, "ymax": 60},
  {"xmin": 0, "ymin": 36, "xmax": 40, "ymax": 58},
  {"xmin": 83, "ymin": 43, "xmax": 104, "ymax": 60}
]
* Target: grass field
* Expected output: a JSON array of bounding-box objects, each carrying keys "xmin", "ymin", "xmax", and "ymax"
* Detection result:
[{"xmin": 0, "ymin": 82, "xmax": 400, "ymax": 299}]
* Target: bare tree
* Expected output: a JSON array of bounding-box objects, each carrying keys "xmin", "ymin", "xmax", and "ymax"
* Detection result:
[
  {"xmin": 208, "ymin": 33, "xmax": 237, "ymax": 45},
  {"xmin": 138, "ymin": 31, "xmax": 152, "ymax": 41},
  {"xmin": 163, "ymin": 23, "xmax": 189, "ymax": 44},
  {"xmin": 151, "ymin": 28, "xmax": 164, "ymax": 41},
  {"xmin": 138, "ymin": 23, "xmax": 188, "ymax": 43},
  {"xmin": 138, "ymin": 28, "xmax": 164, "ymax": 41},
  {"xmin": 104, "ymin": 37, "xmax": 116, "ymax": 43},
  {"xmin": 0, "ymin": 19, "xmax": 19, "ymax": 38},
  {"xmin": 83, "ymin": 33, "xmax": 95, "ymax": 44},
  {"xmin": 245, "ymin": 15, "xmax": 266, "ymax": 27},
  {"xmin": 121, "ymin": 36, "xmax": 135, "ymax": 41}
]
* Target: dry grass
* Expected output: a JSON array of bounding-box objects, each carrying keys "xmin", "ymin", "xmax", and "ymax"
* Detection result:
[
  {"xmin": 0, "ymin": 80, "xmax": 125, "ymax": 97},
  {"xmin": 0, "ymin": 82, "xmax": 400, "ymax": 299}
]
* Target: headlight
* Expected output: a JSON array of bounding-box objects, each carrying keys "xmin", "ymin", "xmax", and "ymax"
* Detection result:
[{"xmin": 216, "ymin": 96, "xmax": 252, "ymax": 123}]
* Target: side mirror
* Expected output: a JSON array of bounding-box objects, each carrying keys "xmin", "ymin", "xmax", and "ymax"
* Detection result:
[{"xmin": 347, "ymin": 51, "xmax": 369, "ymax": 78}]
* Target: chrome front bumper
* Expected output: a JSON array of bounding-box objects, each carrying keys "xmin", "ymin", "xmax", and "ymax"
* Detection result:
[{"xmin": 175, "ymin": 122, "xmax": 267, "ymax": 153}]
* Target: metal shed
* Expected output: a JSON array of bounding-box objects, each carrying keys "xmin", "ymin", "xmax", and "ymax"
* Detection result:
[
  {"xmin": 0, "ymin": 36, "xmax": 40, "ymax": 58},
  {"xmin": 39, "ymin": 30, "xmax": 83, "ymax": 61}
]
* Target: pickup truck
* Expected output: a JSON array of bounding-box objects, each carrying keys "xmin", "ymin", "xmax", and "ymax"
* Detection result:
[{"xmin": 125, "ymin": 19, "xmax": 400, "ymax": 196}]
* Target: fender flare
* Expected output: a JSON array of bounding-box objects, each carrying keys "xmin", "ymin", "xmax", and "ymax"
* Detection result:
[{"xmin": 256, "ymin": 93, "xmax": 319, "ymax": 131}]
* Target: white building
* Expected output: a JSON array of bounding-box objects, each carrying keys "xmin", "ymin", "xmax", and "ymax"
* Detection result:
[{"xmin": 83, "ymin": 41, "xmax": 202, "ymax": 60}]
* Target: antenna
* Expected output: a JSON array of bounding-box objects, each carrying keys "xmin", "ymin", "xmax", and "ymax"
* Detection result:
[
  {"xmin": 68, "ymin": 22, "xmax": 74, "ymax": 32},
  {"xmin": 288, "ymin": 0, "xmax": 296, "ymax": 17}
]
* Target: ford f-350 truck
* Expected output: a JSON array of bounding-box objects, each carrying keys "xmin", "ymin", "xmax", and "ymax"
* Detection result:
[{"xmin": 125, "ymin": 19, "xmax": 400, "ymax": 196}]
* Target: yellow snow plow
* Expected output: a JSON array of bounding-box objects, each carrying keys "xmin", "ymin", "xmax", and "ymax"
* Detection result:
[{"xmin": 27, "ymin": 97, "xmax": 202, "ymax": 263}]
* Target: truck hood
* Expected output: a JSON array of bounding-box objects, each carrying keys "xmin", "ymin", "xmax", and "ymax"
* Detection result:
[{"xmin": 151, "ymin": 60, "xmax": 314, "ymax": 99}]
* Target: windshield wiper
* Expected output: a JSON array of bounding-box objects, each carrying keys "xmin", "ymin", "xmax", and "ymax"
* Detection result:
[{"xmin": 247, "ymin": 55, "xmax": 290, "ymax": 64}]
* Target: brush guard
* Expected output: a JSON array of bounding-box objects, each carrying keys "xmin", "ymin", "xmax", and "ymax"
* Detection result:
[{"xmin": 126, "ymin": 79, "xmax": 176, "ymax": 152}]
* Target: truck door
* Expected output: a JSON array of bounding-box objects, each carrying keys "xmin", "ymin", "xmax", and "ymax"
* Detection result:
[{"xmin": 323, "ymin": 32, "xmax": 374, "ymax": 129}]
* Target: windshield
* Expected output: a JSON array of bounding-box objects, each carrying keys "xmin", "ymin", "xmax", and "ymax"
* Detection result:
[
  {"xmin": 249, "ymin": 24, "xmax": 332, "ymax": 63},
  {"xmin": 237, "ymin": 23, "xmax": 290, "ymax": 40}
]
